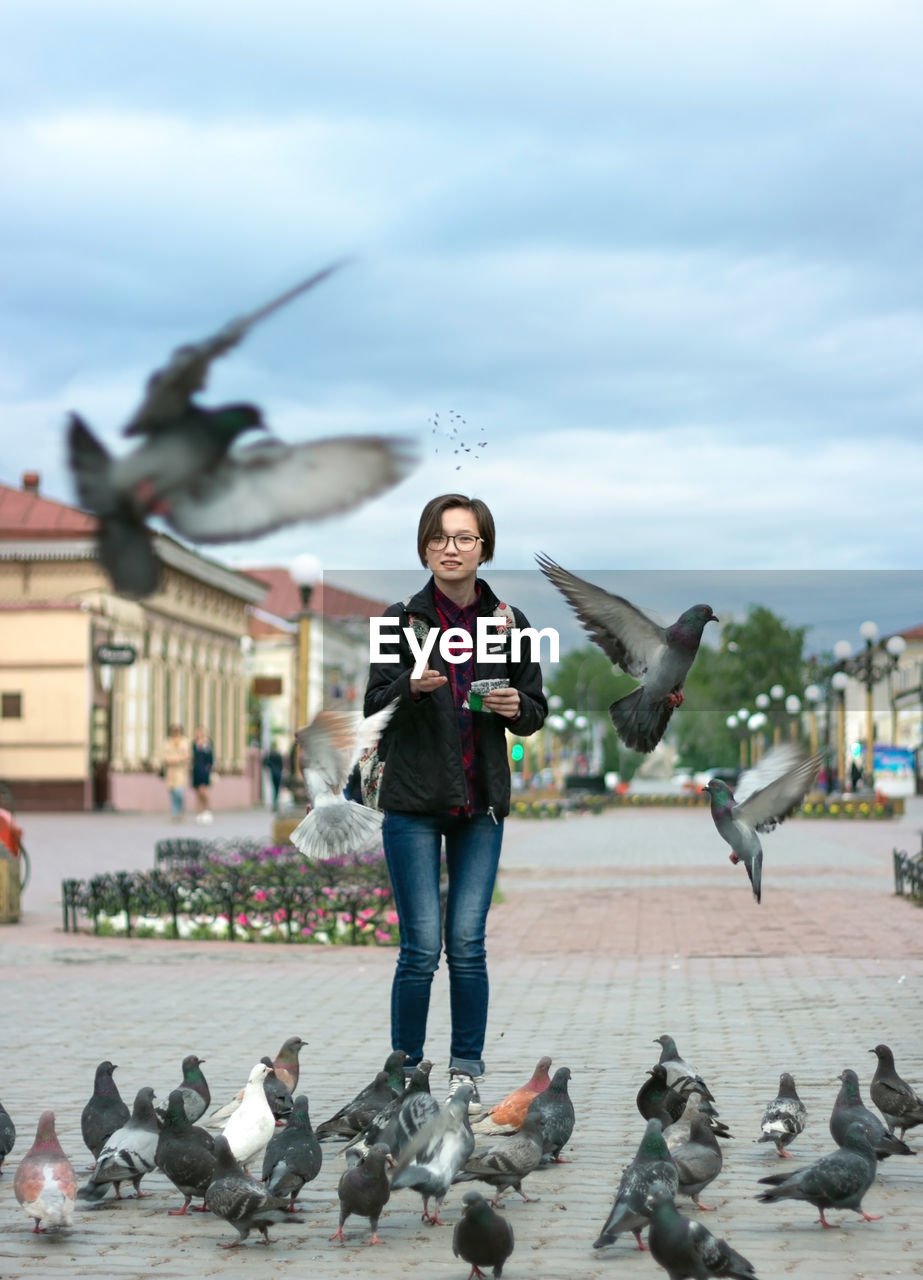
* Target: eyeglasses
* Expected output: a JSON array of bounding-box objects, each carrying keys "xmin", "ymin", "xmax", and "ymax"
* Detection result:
[{"xmin": 427, "ymin": 533, "xmax": 483, "ymax": 552}]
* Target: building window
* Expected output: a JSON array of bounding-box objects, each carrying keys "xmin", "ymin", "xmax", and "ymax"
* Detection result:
[{"xmin": 1, "ymin": 693, "xmax": 22, "ymax": 719}]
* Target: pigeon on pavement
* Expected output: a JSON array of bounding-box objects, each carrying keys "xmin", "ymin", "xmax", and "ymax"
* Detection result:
[
  {"xmin": 344, "ymin": 1059, "xmax": 435, "ymax": 1165},
  {"xmin": 704, "ymin": 744, "xmax": 823, "ymax": 903},
  {"xmin": 758, "ymin": 1072, "xmax": 807, "ymax": 1158},
  {"xmin": 0, "ymin": 1097, "xmax": 15, "ymax": 1172},
  {"xmin": 829, "ymin": 1068, "xmax": 915, "ymax": 1159},
  {"xmin": 664, "ymin": 1092, "xmax": 732, "ymax": 1150},
  {"xmin": 637, "ymin": 1065, "xmax": 692, "ymax": 1128},
  {"xmin": 670, "ymin": 1114, "xmax": 723, "ymax": 1211},
  {"xmin": 758, "ymin": 1120, "xmax": 880, "ymax": 1227},
  {"xmin": 155, "ymin": 1054, "xmax": 210, "ymax": 1126},
  {"xmin": 332, "ymin": 1142, "xmax": 393, "ymax": 1245},
  {"xmin": 390, "ymin": 1085, "xmax": 476, "ymax": 1224},
  {"xmin": 77, "ymin": 1086, "xmax": 160, "ymax": 1201},
  {"xmin": 454, "ymin": 1110, "xmax": 545, "ymax": 1204},
  {"xmin": 67, "ymin": 264, "xmax": 415, "ymax": 598},
  {"xmin": 289, "ymin": 702, "xmax": 398, "ymax": 860},
  {"xmin": 317, "ymin": 1069, "xmax": 402, "ymax": 1142},
  {"xmin": 272, "ymin": 1036, "xmax": 307, "ymax": 1095},
  {"xmin": 258, "ymin": 1056, "xmax": 294, "ymax": 1124},
  {"xmin": 594, "ymin": 1118, "xmax": 678, "ymax": 1251},
  {"xmin": 206, "ymin": 1134, "xmax": 302, "ymax": 1247},
  {"xmin": 80, "ymin": 1060, "xmax": 130, "ymax": 1163},
  {"xmin": 222, "ymin": 1063, "xmax": 276, "ymax": 1168},
  {"xmin": 453, "ymin": 1190, "xmax": 515, "ymax": 1279},
  {"xmin": 471, "ymin": 1056, "xmax": 553, "ymax": 1136},
  {"xmin": 535, "ymin": 555, "xmax": 717, "ymax": 752},
  {"xmin": 869, "ymin": 1044, "xmax": 923, "ymax": 1141},
  {"xmin": 155, "ymin": 1088, "xmax": 217, "ymax": 1215},
  {"xmin": 654, "ymin": 1037, "xmax": 715, "ymax": 1103},
  {"xmin": 647, "ymin": 1185, "xmax": 757, "ymax": 1280},
  {"xmin": 262, "ymin": 1094, "xmax": 323, "ymax": 1210},
  {"xmin": 524, "ymin": 1065, "xmax": 574, "ymax": 1163},
  {"xmin": 14, "ymin": 1111, "xmax": 78, "ymax": 1233}
]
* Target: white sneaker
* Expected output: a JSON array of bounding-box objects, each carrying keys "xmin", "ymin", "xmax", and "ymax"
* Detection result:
[
  {"xmin": 201, "ymin": 810, "xmax": 213, "ymax": 824},
  {"xmin": 446, "ymin": 1069, "xmax": 484, "ymax": 1117}
]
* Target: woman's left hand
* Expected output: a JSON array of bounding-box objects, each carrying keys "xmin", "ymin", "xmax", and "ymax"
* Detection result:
[{"xmin": 483, "ymin": 687, "xmax": 521, "ymax": 719}]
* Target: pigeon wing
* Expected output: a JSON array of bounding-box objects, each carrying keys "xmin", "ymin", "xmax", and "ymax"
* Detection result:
[
  {"xmin": 123, "ymin": 264, "xmax": 345, "ymax": 437},
  {"xmin": 163, "ymin": 435, "xmax": 416, "ymax": 542},
  {"xmin": 535, "ymin": 555, "xmax": 666, "ymax": 676},
  {"xmin": 735, "ymin": 749, "xmax": 822, "ymax": 832}
]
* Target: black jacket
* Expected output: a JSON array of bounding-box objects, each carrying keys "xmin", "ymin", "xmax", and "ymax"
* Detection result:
[{"xmin": 363, "ymin": 577, "xmax": 547, "ymax": 818}]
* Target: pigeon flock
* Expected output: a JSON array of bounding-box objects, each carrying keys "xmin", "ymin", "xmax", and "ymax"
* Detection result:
[{"xmin": 3, "ymin": 1033, "xmax": 918, "ymax": 1278}]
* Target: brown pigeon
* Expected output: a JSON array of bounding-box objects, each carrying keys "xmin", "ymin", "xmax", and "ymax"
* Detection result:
[
  {"xmin": 14, "ymin": 1111, "xmax": 78, "ymax": 1233},
  {"xmin": 473, "ymin": 1056, "xmax": 553, "ymax": 1136}
]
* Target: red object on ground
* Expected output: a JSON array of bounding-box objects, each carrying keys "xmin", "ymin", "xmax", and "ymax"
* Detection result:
[{"xmin": 0, "ymin": 809, "xmax": 22, "ymax": 857}]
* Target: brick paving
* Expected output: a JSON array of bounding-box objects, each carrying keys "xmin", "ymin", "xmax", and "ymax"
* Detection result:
[{"xmin": 0, "ymin": 800, "xmax": 921, "ymax": 1278}]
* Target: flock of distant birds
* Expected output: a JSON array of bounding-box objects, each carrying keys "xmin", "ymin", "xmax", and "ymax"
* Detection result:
[{"xmin": 2, "ymin": 1032, "xmax": 921, "ymax": 1277}]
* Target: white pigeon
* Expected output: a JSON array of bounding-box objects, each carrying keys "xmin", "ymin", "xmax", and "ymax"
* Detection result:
[
  {"xmin": 222, "ymin": 1063, "xmax": 275, "ymax": 1169},
  {"xmin": 288, "ymin": 701, "xmax": 397, "ymax": 860}
]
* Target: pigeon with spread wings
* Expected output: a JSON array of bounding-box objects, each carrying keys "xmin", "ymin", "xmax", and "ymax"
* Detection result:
[{"xmin": 535, "ymin": 555, "xmax": 716, "ymax": 752}]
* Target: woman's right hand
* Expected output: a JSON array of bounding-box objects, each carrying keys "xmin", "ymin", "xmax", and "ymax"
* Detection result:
[{"xmin": 409, "ymin": 667, "xmax": 448, "ymax": 697}]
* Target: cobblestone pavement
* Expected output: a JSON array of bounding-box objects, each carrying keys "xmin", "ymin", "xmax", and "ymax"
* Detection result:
[{"xmin": 1, "ymin": 800, "xmax": 921, "ymax": 1278}]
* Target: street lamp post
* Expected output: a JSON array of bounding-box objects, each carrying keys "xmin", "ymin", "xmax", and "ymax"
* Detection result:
[
  {"xmin": 830, "ymin": 670, "xmax": 849, "ymax": 793},
  {"xmin": 833, "ymin": 623, "xmax": 906, "ymax": 790},
  {"xmin": 784, "ymin": 693, "xmax": 802, "ymax": 743},
  {"xmin": 803, "ymin": 683, "xmax": 822, "ymax": 756},
  {"xmin": 726, "ymin": 710, "xmax": 750, "ymax": 769}
]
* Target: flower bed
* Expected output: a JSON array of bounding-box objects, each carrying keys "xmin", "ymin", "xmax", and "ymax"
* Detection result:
[{"xmin": 60, "ymin": 840, "xmax": 398, "ymax": 944}]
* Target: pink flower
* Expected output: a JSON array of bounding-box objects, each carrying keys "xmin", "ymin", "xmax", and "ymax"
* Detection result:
[
  {"xmin": 386, "ymin": 911, "xmax": 399, "ymax": 925},
  {"xmin": 253, "ymin": 889, "xmax": 268, "ymax": 902},
  {"xmin": 359, "ymin": 907, "xmax": 375, "ymax": 920},
  {"xmin": 375, "ymin": 928, "xmax": 391, "ymax": 943},
  {"xmin": 237, "ymin": 913, "xmax": 249, "ymax": 926}
]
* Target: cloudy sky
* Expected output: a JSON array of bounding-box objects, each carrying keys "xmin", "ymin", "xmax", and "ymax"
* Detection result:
[{"xmin": 3, "ymin": 0, "xmax": 921, "ymax": 640}]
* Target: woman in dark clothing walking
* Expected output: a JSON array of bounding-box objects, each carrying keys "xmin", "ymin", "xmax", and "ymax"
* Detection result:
[
  {"xmin": 364, "ymin": 494, "xmax": 547, "ymax": 1106},
  {"xmin": 191, "ymin": 727, "xmax": 215, "ymax": 824}
]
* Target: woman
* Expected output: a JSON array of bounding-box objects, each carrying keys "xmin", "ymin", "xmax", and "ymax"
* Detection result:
[
  {"xmin": 162, "ymin": 724, "xmax": 191, "ymax": 822},
  {"xmin": 364, "ymin": 494, "xmax": 547, "ymax": 1106},
  {"xmin": 191, "ymin": 727, "xmax": 215, "ymax": 824}
]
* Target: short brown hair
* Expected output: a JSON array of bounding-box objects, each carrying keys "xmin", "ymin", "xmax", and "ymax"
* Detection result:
[{"xmin": 416, "ymin": 494, "xmax": 496, "ymax": 567}]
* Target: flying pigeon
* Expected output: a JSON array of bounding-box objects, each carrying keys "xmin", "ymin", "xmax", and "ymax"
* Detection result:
[
  {"xmin": 316, "ymin": 1051, "xmax": 406, "ymax": 1141},
  {"xmin": 67, "ymin": 264, "xmax": 416, "ymax": 598},
  {"xmin": 453, "ymin": 1190, "xmax": 515, "ymax": 1279},
  {"xmin": 454, "ymin": 1110, "xmax": 545, "ymax": 1205},
  {"xmin": 154, "ymin": 1089, "xmax": 217, "ymax": 1215},
  {"xmin": 869, "ymin": 1044, "xmax": 923, "ymax": 1140},
  {"xmin": 13, "ymin": 1111, "xmax": 78, "ymax": 1233},
  {"xmin": 637, "ymin": 1065, "xmax": 691, "ymax": 1128},
  {"xmin": 669, "ymin": 1114, "xmax": 723, "ymax": 1211},
  {"xmin": 80, "ymin": 1060, "xmax": 130, "ymax": 1163},
  {"xmin": 155, "ymin": 1054, "xmax": 210, "ymax": 1126},
  {"xmin": 343, "ymin": 1059, "xmax": 435, "ymax": 1165},
  {"xmin": 261, "ymin": 1094, "xmax": 323, "ymax": 1210},
  {"xmin": 593, "ymin": 1118, "xmax": 678, "ymax": 1251},
  {"xmin": 829, "ymin": 1067, "xmax": 915, "ymax": 1159},
  {"xmin": 222, "ymin": 1063, "xmax": 276, "ymax": 1168},
  {"xmin": 390, "ymin": 1085, "xmax": 476, "ymax": 1225},
  {"xmin": 471, "ymin": 1055, "xmax": 553, "ymax": 1136},
  {"xmin": 704, "ymin": 744, "xmax": 822, "ymax": 903},
  {"xmin": 0, "ymin": 1097, "xmax": 15, "ymax": 1173},
  {"xmin": 535, "ymin": 555, "xmax": 717, "ymax": 752},
  {"xmin": 77, "ymin": 1086, "xmax": 160, "ymax": 1201},
  {"xmin": 206, "ymin": 1134, "xmax": 302, "ymax": 1247},
  {"xmin": 332, "ymin": 1142, "xmax": 393, "ymax": 1245},
  {"xmin": 757, "ymin": 1120, "xmax": 880, "ymax": 1228},
  {"xmin": 289, "ymin": 701, "xmax": 398, "ymax": 859},
  {"xmin": 646, "ymin": 1185, "xmax": 757, "ymax": 1280},
  {"xmin": 758, "ymin": 1072, "xmax": 807, "ymax": 1158},
  {"xmin": 654, "ymin": 1037, "xmax": 715, "ymax": 1103},
  {"xmin": 523, "ymin": 1065, "xmax": 574, "ymax": 1163}
]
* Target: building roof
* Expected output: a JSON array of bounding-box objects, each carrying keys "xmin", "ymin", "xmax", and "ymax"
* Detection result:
[
  {"xmin": 0, "ymin": 477, "xmax": 96, "ymax": 537},
  {"xmin": 246, "ymin": 567, "xmax": 387, "ymax": 622}
]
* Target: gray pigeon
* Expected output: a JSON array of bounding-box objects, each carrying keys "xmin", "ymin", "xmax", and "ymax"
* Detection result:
[
  {"xmin": 647, "ymin": 1185, "xmax": 757, "ymax": 1280},
  {"xmin": 80, "ymin": 1060, "xmax": 130, "ymax": 1163},
  {"xmin": 332, "ymin": 1142, "xmax": 392, "ymax": 1245},
  {"xmin": 670, "ymin": 1114, "xmax": 723, "ymax": 1211},
  {"xmin": 829, "ymin": 1067, "xmax": 915, "ymax": 1159},
  {"xmin": 77, "ymin": 1086, "xmax": 160, "ymax": 1201},
  {"xmin": 869, "ymin": 1044, "xmax": 923, "ymax": 1140},
  {"xmin": 758, "ymin": 1072, "xmax": 806, "ymax": 1158},
  {"xmin": 155, "ymin": 1054, "xmax": 210, "ymax": 1126},
  {"xmin": 638, "ymin": 1065, "xmax": 691, "ymax": 1127},
  {"xmin": 316, "ymin": 1053, "xmax": 405, "ymax": 1141},
  {"xmin": 154, "ymin": 1088, "xmax": 216, "ymax": 1214},
  {"xmin": 536, "ymin": 555, "xmax": 717, "ymax": 752},
  {"xmin": 664, "ymin": 1092, "xmax": 731, "ymax": 1151},
  {"xmin": 0, "ymin": 1098, "xmax": 15, "ymax": 1173},
  {"xmin": 261, "ymin": 1094, "xmax": 322, "ymax": 1209},
  {"xmin": 524, "ymin": 1065, "xmax": 574, "ymax": 1162},
  {"xmin": 704, "ymin": 744, "xmax": 822, "ymax": 903},
  {"xmin": 453, "ymin": 1190, "xmax": 515, "ymax": 1279},
  {"xmin": 347, "ymin": 1061, "xmax": 438, "ymax": 1165},
  {"xmin": 594, "ymin": 1118, "xmax": 679, "ymax": 1251},
  {"xmin": 206, "ymin": 1134, "xmax": 302, "ymax": 1247},
  {"xmin": 453, "ymin": 1109, "xmax": 544, "ymax": 1204},
  {"xmin": 257, "ymin": 1056, "xmax": 294, "ymax": 1123},
  {"xmin": 68, "ymin": 264, "xmax": 415, "ymax": 598},
  {"xmin": 390, "ymin": 1084, "xmax": 476, "ymax": 1224},
  {"xmin": 758, "ymin": 1120, "xmax": 880, "ymax": 1227},
  {"xmin": 654, "ymin": 1037, "xmax": 715, "ymax": 1103},
  {"xmin": 289, "ymin": 702, "xmax": 398, "ymax": 860}
]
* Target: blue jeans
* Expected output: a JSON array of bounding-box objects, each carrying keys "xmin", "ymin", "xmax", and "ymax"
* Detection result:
[
  {"xmin": 169, "ymin": 786, "xmax": 185, "ymax": 818},
  {"xmin": 383, "ymin": 810, "xmax": 504, "ymax": 1077}
]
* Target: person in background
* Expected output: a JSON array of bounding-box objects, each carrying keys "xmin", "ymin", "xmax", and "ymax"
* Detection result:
[
  {"xmin": 163, "ymin": 724, "xmax": 191, "ymax": 822},
  {"xmin": 263, "ymin": 742, "xmax": 284, "ymax": 811},
  {"xmin": 191, "ymin": 726, "xmax": 215, "ymax": 824}
]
